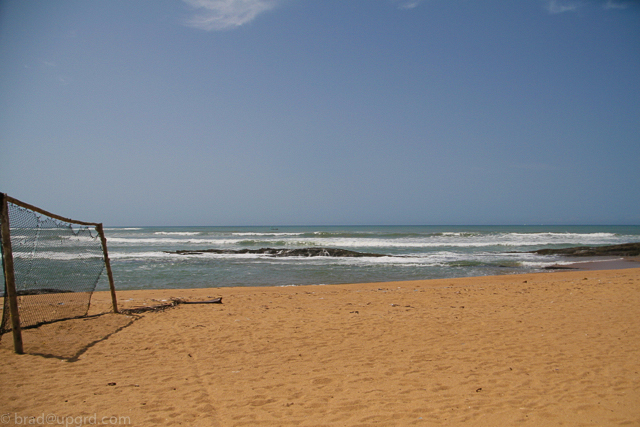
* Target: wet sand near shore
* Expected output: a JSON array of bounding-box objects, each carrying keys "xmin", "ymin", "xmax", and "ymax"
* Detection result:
[{"xmin": 1, "ymin": 267, "xmax": 639, "ymax": 426}]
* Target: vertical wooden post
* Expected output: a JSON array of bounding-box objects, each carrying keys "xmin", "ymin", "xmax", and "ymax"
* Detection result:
[
  {"xmin": 96, "ymin": 223, "xmax": 118, "ymax": 313},
  {"xmin": 0, "ymin": 193, "xmax": 24, "ymax": 354}
]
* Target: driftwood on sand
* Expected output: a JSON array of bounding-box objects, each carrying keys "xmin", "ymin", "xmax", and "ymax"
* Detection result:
[{"xmin": 120, "ymin": 297, "xmax": 222, "ymax": 315}]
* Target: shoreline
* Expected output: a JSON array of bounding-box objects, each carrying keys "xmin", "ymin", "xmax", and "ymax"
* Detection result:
[
  {"xmin": 83, "ymin": 265, "xmax": 640, "ymax": 314},
  {"xmin": 2, "ymin": 267, "xmax": 639, "ymax": 426},
  {"xmin": 545, "ymin": 255, "xmax": 640, "ymax": 271},
  {"xmin": 44, "ymin": 258, "xmax": 640, "ymax": 314}
]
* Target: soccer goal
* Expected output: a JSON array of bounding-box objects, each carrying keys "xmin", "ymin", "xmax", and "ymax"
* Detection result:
[{"xmin": 0, "ymin": 193, "xmax": 117, "ymax": 354}]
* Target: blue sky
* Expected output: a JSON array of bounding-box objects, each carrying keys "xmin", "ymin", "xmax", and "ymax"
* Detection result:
[{"xmin": 1, "ymin": 0, "xmax": 639, "ymax": 226}]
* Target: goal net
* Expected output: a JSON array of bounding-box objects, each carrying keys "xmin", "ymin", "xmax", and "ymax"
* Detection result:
[{"xmin": 1, "ymin": 194, "xmax": 115, "ymax": 344}]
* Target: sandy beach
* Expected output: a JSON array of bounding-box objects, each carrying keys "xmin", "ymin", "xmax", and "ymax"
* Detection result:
[{"xmin": 2, "ymin": 267, "xmax": 639, "ymax": 426}]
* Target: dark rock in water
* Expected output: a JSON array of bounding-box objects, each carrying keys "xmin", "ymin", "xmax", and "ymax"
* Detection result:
[
  {"xmin": 529, "ymin": 242, "xmax": 640, "ymax": 257},
  {"xmin": 166, "ymin": 247, "xmax": 387, "ymax": 258}
]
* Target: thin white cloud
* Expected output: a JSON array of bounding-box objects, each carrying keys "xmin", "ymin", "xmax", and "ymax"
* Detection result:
[
  {"xmin": 545, "ymin": 0, "xmax": 583, "ymax": 13},
  {"xmin": 603, "ymin": 0, "xmax": 632, "ymax": 9},
  {"xmin": 182, "ymin": 0, "xmax": 636, "ymax": 31},
  {"xmin": 544, "ymin": 0, "xmax": 637, "ymax": 13},
  {"xmin": 183, "ymin": 0, "xmax": 279, "ymax": 31},
  {"xmin": 395, "ymin": 0, "xmax": 424, "ymax": 9}
]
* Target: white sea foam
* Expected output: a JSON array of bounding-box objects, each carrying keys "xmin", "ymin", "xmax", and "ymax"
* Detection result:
[
  {"xmin": 12, "ymin": 251, "xmax": 103, "ymax": 261},
  {"xmin": 300, "ymin": 232, "xmax": 624, "ymax": 249},
  {"xmin": 107, "ymin": 237, "xmax": 229, "ymax": 245},
  {"xmin": 232, "ymin": 232, "xmax": 304, "ymax": 236},
  {"xmin": 105, "ymin": 227, "xmax": 143, "ymax": 230},
  {"xmin": 108, "ymin": 251, "xmax": 182, "ymax": 260},
  {"xmin": 104, "ymin": 231, "xmax": 629, "ymax": 250},
  {"xmin": 154, "ymin": 231, "xmax": 202, "ymax": 236},
  {"xmin": 107, "ymin": 250, "xmax": 274, "ymax": 260}
]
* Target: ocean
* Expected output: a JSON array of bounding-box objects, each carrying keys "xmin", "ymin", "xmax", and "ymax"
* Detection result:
[{"xmin": 95, "ymin": 225, "xmax": 640, "ymax": 291}]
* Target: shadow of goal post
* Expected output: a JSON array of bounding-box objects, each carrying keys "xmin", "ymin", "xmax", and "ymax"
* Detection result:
[{"xmin": 0, "ymin": 193, "xmax": 118, "ymax": 354}]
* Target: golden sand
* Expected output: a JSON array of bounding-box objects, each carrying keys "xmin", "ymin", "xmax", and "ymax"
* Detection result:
[{"xmin": 2, "ymin": 268, "xmax": 639, "ymax": 426}]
